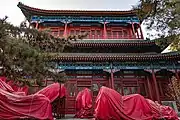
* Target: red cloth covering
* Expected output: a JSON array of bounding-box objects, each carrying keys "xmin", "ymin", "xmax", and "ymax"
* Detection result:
[
  {"xmin": 94, "ymin": 86, "xmax": 178, "ymax": 120},
  {"xmin": 75, "ymin": 88, "xmax": 93, "ymax": 118},
  {"xmin": 0, "ymin": 85, "xmax": 53, "ymax": 120},
  {"xmin": 0, "ymin": 78, "xmax": 15, "ymax": 93},
  {"xmin": 0, "ymin": 78, "xmax": 67, "ymax": 119},
  {"xmin": 0, "ymin": 77, "xmax": 28, "ymax": 95},
  {"xmin": 7, "ymin": 80, "xmax": 29, "ymax": 95},
  {"xmin": 36, "ymin": 83, "xmax": 66, "ymax": 102},
  {"xmin": 146, "ymin": 99, "xmax": 178, "ymax": 120}
]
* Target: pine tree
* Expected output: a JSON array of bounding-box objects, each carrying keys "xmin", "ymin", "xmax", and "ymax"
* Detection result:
[
  {"xmin": 134, "ymin": 0, "xmax": 180, "ymax": 50},
  {"xmin": 0, "ymin": 17, "xmax": 87, "ymax": 86}
]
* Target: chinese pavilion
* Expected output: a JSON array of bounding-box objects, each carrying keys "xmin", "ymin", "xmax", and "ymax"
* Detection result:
[{"xmin": 18, "ymin": 2, "xmax": 180, "ymax": 114}]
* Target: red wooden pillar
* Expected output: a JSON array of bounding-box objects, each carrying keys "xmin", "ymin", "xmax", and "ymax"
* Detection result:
[
  {"xmin": 108, "ymin": 76, "xmax": 112, "ymax": 88},
  {"xmin": 147, "ymin": 76, "xmax": 153, "ymax": 100},
  {"xmin": 58, "ymin": 28, "xmax": 60, "ymax": 37},
  {"xmin": 63, "ymin": 22, "xmax": 68, "ymax": 36},
  {"xmin": 131, "ymin": 22, "xmax": 135, "ymax": 39},
  {"xmin": 103, "ymin": 22, "xmax": 107, "ymax": 39},
  {"xmin": 35, "ymin": 21, "xmax": 39, "ymax": 29},
  {"xmin": 139, "ymin": 23, "xmax": 144, "ymax": 39},
  {"xmin": 152, "ymin": 69, "xmax": 161, "ymax": 103},
  {"xmin": 111, "ymin": 69, "xmax": 114, "ymax": 89}
]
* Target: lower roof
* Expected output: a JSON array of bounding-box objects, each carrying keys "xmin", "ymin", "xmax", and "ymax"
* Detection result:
[{"xmin": 45, "ymin": 52, "xmax": 180, "ymax": 62}]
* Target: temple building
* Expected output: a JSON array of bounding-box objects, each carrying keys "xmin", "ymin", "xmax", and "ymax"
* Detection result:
[{"xmin": 18, "ymin": 2, "xmax": 180, "ymax": 114}]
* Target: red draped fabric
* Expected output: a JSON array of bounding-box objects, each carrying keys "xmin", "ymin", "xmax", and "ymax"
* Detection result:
[
  {"xmin": 94, "ymin": 86, "xmax": 178, "ymax": 120},
  {"xmin": 0, "ymin": 78, "xmax": 15, "ymax": 93},
  {"xmin": 36, "ymin": 83, "xmax": 66, "ymax": 102},
  {"xmin": 0, "ymin": 78, "xmax": 66, "ymax": 119},
  {"xmin": 0, "ymin": 77, "xmax": 28, "ymax": 95},
  {"xmin": 0, "ymin": 82, "xmax": 53, "ymax": 119},
  {"xmin": 75, "ymin": 88, "xmax": 93, "ymax": 118},
  {"xmin": 146, "ymin": 99, "xmax": 178, "ymax": 120}
]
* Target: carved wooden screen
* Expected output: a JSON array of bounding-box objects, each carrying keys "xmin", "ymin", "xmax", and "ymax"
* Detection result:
[{"xmin": 114, "ymin": 70, "xmax": 149, "ymax": 97}]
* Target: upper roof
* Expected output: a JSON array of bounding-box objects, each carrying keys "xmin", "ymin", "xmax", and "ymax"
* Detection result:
[
  {"xmin": 17, "ymin": 2, "xmax": 137, "ymax": 18},
  {"xmin": 67, "ymin": 39, "xmax": 164, "ymax": 53}
]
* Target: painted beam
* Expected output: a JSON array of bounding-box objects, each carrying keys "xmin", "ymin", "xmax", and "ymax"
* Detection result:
[
  {"xmin": 31, "ymin": 16, "xmax": 140, "ymax": 23},
  {"xmin": 57, "ymin": 62, "xmax": 180, "ymax": 70}
]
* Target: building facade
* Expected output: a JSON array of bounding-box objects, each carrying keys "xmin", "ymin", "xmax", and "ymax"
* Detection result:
[{"xmin": 18, "ymin": 2, "xmax": 180, "ymax": 114}]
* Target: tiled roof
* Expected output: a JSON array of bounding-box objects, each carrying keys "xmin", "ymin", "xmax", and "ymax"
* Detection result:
[
  {"xmin": 72, "ymin": 39, "xmax": 157, "ymax": 47},
  {"xmin": 17, "ymin": 2, "xmax": 137, "ymax": 16},
  {"xmin": 45, "ymin": 52, "xmax": 180, "ymax": 62}
]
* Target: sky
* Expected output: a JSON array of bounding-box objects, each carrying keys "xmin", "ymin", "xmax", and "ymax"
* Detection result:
[{"xmin": 0, "ymin": 0, "xmax": 149, "ymax": 37}]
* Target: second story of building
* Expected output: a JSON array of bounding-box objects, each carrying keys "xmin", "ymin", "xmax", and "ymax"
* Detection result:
[{"xmin": 18, "ymin": 2, "xmax": 144, "ymax": 40}]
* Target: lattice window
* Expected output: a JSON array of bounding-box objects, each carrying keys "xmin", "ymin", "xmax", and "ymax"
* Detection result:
[
  {"xmin": 123, "ymin": 87, "xmax": 131, "ymax": 95},
  {"xmin": 67, "ymin": 83, "xmax": 76, "ymax": 97},
  {"xmin": 91, "ymin": 30, "xmax": 95, "ymax": 38},
  {"xmin": 114, "ymin": 83, "xmax": 122, "ymax": 94},
  {"xmin": 107, "ymin": 30, "xmax": 111, "ymax": 38},
  {"xmin": 123, "ymin": 30, "xmax": 128, "ymax": 37},
  {"xmin": 131, "ymin": 87, "xmax": 138, "ymax": 94},
  {"xmin": 139, "ymin": 83, "xmax": 147, "ymax": 96},
  {"xmin": 70, "ymin": 30, "xmax": 75, "ymax": 35},
  {"xmin": 123, "ymin": 87, "xmax": 139, "ymax": 95},
  {"xmin": 51, "ymin": 30, "xmax": 58, "ymax": 36},
  {"xmin": 92, "ymin": 83, "xmax": 99, "ymax": 96},
  {"xmin": 59, "ymin": 30, "xmax": 64, "ymax": 36}
]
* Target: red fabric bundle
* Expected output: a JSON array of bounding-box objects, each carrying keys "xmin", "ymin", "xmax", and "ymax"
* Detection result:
[
  {"xmin": 94, "ymin": 86, "xmax": 178, "ymax": 120},
  {"xmin": 75, "ymin": 88, "xmax": 93, "ymax": 118},
  {"xmin": 146, "ymin": 99, "xmax": 178, "ymax": 120},
  {"xmin": 0, "ymin": 78, "xmax": 67, "ymax": 119},
  {"xmin": 0, "ymin": 77, "xmax": 28, "ymax": 95},
  {"xmin": 0, "ymin": 86, "xmax": 53, "ymax": 119},
  {"xmin": 36, "ymin": 83, "xmax": 66, "ymax": 102}
]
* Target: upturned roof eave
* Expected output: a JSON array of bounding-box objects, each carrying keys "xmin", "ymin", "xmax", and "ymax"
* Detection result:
[
  {"xmin": 44, "ymin": 51, "xmax": 180, "ymax": 61},
  {"xmin": 17, "ymin": 2, "xmax": 137, "ymax": 19}
]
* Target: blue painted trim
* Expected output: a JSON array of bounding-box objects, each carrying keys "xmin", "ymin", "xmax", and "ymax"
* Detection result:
[
  {"xmin": 31, "ymin": 16, "xmax": 140, "ymax": 23},
  {"xmin": 57, "ymin": 63, "xmax": 180, "ymax": 70}
]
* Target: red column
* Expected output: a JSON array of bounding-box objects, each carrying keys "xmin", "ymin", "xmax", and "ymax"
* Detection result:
[
  {"xmin": 63, "ymin": 22, "xmax": 68, "ymax": 36},
  {"xmin": 58, "ymin": 28, "xmax": 60, "ymax": 37},
  {"xmin": 111, "ymin": 69, "xmax": 114, "ymax": 89},
  {"xmin": 139, "ymin": 23, "xmax": 144, "ymax": 39},
  {"xmin": 108, "ymin": 76, "xmax": 112, "ymax": 88},
  {"xmin": 131, "ymin": 23, "xmax": 135, "ymax": 39},
  {"xmin": 152, "ymin": 69, "xmax": 161, "ymax": 103},
  {"xmin": 147, "ymin": 76, "xmax": 153, "ymax": 100},
  {"xmin": 35, "ymin": 21, "xmax": 39, "ymax": 29},
  {"xmin": 103, "ymin": 22, "xmax": 107, "ymax": 39}
]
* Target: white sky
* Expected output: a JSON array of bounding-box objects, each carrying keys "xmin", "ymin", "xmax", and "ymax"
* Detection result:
[{"xmin": 0, "ymin": 0, "xmax": 150, "ymax": 38}]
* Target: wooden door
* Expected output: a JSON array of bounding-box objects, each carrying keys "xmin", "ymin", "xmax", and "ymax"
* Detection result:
[
  {"xmin": 65, "ymin": 79, "xmax": 92, "ymax": 114},
  {"xmin": 91, "ymin": 80, "xmax": 109, "ymax": 107},
  {"xmin": 65, "ymin": 71, "xmax": 109, "ymax": 114},
  {"xmin": 65, "ymin": 81, "xmax": 77, "ymax": 114}
]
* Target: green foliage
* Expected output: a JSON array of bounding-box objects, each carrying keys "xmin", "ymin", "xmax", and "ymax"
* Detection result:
[
  {"xmin": 134, "ymin": 0, "xmax": 180, "ymax": 50},
  {"xmin": 0, "ymin": 17, "xmax": 86, "ymax": 86}
]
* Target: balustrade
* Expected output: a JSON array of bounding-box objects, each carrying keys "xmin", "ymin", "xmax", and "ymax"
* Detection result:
[{"xmin": 51, "ymin": 34, "xmax": 141, "ymax": 39}]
